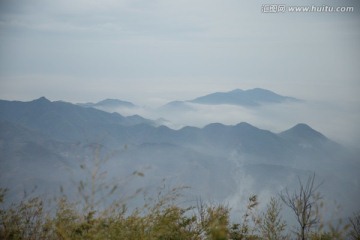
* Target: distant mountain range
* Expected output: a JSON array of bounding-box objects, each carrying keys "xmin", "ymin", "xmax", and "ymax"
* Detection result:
[
  {"xmin": 75, "ymin": 88, "xmax": 300, "ymax": 114},
  {"xmin": 79, "ymin": 98, "xmax": 136, "ymax": 108},
  {"xmin": 161, "ymin": 88, "xmax": 300, "ymax": 110},
  {"xmin": 191, "ymin": 88, "xmax": 300, "ymax": 105},
  {"xmin": 0, "ymin": 97, "xmax": 329, "ymax": 157},
  {"xmin": 0, "ymin": 96, "xmax": 358, "ymax": 219},
  {"xmin": 0, "ymin": 97, "xmax": 153, "ymax": 142}
]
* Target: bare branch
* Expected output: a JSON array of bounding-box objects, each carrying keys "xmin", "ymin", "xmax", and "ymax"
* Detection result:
[{"xmin": 279, "ymin": 173, "xmax": 321, "ymax": 240}]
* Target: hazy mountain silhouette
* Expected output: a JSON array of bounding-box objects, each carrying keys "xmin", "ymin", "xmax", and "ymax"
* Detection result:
[
  {"xmin": 0, "ymin": 97, "xmax": 358, "ymax": 219},
  {"xmin": 280, "ymin": 123, "xmax": 327, "ymax": 143},
  {"xmin": 189, "ymin": 88, "xmax": 300, "ymax": 106},
  {"xmin": 0, "ymin": 97, "xmax": 153, "ymax": 142},
  {"xmin": 79, "ymin": 99, "xmax": 136, "ymax": 109},
  {"xmin": 0, "ymin": 97, "xmax": 345, "ymax": 165},
  {"xmin": 159, "ymin": 101, "xmax": 195, "ymax": 112}
]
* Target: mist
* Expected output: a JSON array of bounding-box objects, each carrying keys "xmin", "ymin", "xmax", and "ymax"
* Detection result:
[{"xmin": 95, "ymin": 98, "xmax": 360, "ymax": 148}]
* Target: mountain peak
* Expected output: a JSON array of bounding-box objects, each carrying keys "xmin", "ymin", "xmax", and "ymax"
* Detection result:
[
  {"xmin": 203, "ymin": 122, "xmax": 227, "ymax": 130},
  {"xmin": 280, "ymin": 123, "xmax": 327, "ymax": 142},
  {"xmin": 291, "ymin": 123, "xmax": 313, "ymax": 131},
  {"xmin": 190, "ymin": 88, "xmax": 299, "ymax": 106},
  {"xmin": 234, "ymin": 122, "xmax": 256, "ymax": 129},
  {"xmin": 160, "ymin": 101, "xmax": 194, "ymax": 112},
  {"xmin": 97, "ymin": 99, "xmax": 134, "ymax": 106},
  {"xmin": 248, "ymin": 88, "xmax": 272, "ymax": 93},
  {"xmin": 32, "ymin": 97, "xmax": 51, "ymax": 104},
  {"xmin": 78, "ymin": 99, "xmax": 136, "ymax": 109},
  {"xmin": 229, "ymin": 89, "xmax": 244, "ymax": 93}
]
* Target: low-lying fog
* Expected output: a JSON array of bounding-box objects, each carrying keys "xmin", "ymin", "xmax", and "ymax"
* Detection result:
[{"xmin": 99, "ymin": 100, "xmax": 360, "ymax": 149}]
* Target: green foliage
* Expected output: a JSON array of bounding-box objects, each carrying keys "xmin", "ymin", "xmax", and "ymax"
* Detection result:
[
  {"xmin": 228, "ymin": 195, "xmax": 262, "ymax": 240},
  {"xmin": 260, "ymin": 197, "xmax": 287, "ymax": 240},
  {"xmin": 0, "ymin": 196, "xmax": 51, "ymax": 239},
  {"xmin": 204, "ymin": 204, "xmax": 230, "ymax": 240}
]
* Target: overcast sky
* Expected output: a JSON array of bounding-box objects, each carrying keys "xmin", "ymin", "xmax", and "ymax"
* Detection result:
[
  {"xmin": 0, "ymin": 0, "xmax": 359, "ymax": 104},
  {"xmin": 0, "ymin": 0, "xmax": 360, "ymax": 145}
]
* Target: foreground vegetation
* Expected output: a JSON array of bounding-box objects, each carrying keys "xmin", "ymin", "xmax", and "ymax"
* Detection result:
[
  {"xmin": 1, "ymin": 180, "xmax": 359, "ymax": 240},
  {"xmin": 1, "ymin": 153, "xmax": 359, "ymax": 240}
]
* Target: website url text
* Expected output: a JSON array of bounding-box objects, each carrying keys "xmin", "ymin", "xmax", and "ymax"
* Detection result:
[{"xmin": 261, "ymin": 5, "xmax": 354, "ymax": 13}]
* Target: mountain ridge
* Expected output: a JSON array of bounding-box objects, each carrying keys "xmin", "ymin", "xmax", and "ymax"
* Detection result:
[
  {"xmin": 0, "ymin": 98, "xmax": 329, "ymax": 144},
  {"xmin": 189, "ymin": 88, "xmax": 300, "ymax": 106},
  {"xmin": 0, "ymin": 97, "xmax": 154, "ymax": 142},
  {"xmin": 78, "ymin": 98, "xmax": 136, "ymax": 109},
  {"xmin": 1, "ymin": 97, "xmax": 358, "ymax": 220}
]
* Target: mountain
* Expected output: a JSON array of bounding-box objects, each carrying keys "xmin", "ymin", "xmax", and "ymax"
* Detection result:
[
  {"xmin": 280, "ymin": 123, "xmax": 327, "ymax": 143},
  {"xmin": 159, "ymin": 101, "xmax": 194, "ymax": 112},
  {"xmin": 0, "ymin": 97, "xmax": 358, "ymax": 219},
  {"xmin": 0, "ymin": 97, "xmax": 347, "ymax": 168},
  {"xmin": 189, "ymin": 88, "xmax": 300, "ymax": 106},
  {"xmin": 0, "ymin": 120, "xmax": 73, "ymax": 199},
  {"xmin": 0, "ymin": 97, "xmax": 153, "ymax": 142},
  {"xmin": 279, "ymin": 123, "xmax": 343, "ymax": 154},
  {"xmin": 79, "ymin": 99, "xmax": 136, "ymax": 109}
]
